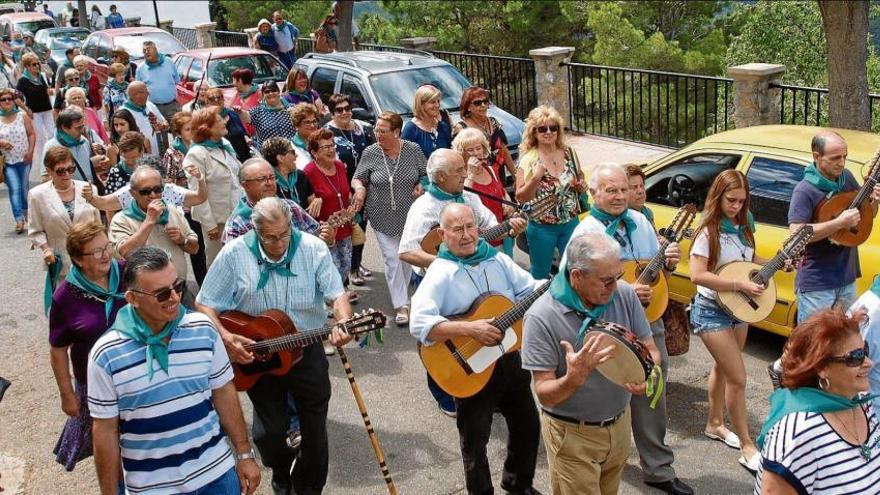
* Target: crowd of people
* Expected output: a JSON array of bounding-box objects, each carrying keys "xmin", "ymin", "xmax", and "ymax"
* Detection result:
[{"xmin": 0, "ymin": 9, "xmax": 878, "ymax": 495}]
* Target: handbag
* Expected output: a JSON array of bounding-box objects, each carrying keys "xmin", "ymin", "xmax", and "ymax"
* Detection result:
[
  {"xmin": 0, "ymin": 150, "xmax": 6, "ymax": 184},
  {"xmin": 662, "ymin": 300, "xmax": 691, "ymax": 356}
]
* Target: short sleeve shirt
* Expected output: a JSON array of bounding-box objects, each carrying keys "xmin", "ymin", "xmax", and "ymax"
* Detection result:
[
  {"xmin": 401, "ymin": 120, "xmax": 452, "ymax": 159},
  {"xmin": 690, "ymin": 229, "xmax": 755, "ymax": 299}
]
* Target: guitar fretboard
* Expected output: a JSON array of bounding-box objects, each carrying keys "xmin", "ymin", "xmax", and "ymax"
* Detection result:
[
  {"xmin": 492, "ymin": 280, "xmax": 552, "ymax": 330},
  {"xmin": 247, "ymin": 324, "xmax": 340, "ymax": 353}
]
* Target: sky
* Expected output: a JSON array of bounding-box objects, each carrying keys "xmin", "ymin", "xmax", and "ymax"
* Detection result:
[{"xmin": 40, "ymin": 1, "xmax": 211, "ymax": 28}]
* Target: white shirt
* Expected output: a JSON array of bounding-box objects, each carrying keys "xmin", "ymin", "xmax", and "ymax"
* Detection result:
[
  {"xmin": 566, "ymin": 210, "xmax": 659, "ymax": 262},
  {"xmin": 398, "ymin": 190, "xmax": 497, "ymax": 255},
  {"xmin": 690, "ymin": 230, "xmax": 754, "ymax": 299},
  {"xmin": 128, "ymin": 101, "xmax": 168, "ymax": 156},
  {"xmin": 849, "ymin": 290, "xmax": 880, "ymax": 414}
]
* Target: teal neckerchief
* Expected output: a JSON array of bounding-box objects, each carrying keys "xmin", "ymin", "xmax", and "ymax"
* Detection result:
[
  {"xmin": 232, "ymin": 196, "xmax": 253, "ymax": 220},
  {"xmin": 591, "ymin": 207, "xmax": 637, "ymax": 237},
  {"xmin": 219, "ymin": 107, "xmax": 232, "ymax": 119},
  {"xmin": 239, "ymin": 83, "xmax": 259, "ymax": 99},
  {"xmin": 55, "ymin": 129, "xmax": 84, "ymax": 148},
  {"xmin": 425, "ymin": 183, "xmax": 464, "ymax": 203},
  {"xmin": 436, "ymin": 239, "xmax": 498, "ymax": 267},
  {"xmin": 549, "ymin": 261, "xmax": 613, "ymax": 346},
  {"xmin": 720, "ymin": 211, "xmax": 756, "ymax": 247},
  {"xmin": 0, "ymin": 106, "xmax": 19, "ymax": 116},
  {"xmin": 243, "ymin": 229, "xmax": 301, "ymax": 290},
  {"xmin": 43, "ymin": 253, "xmax": 63, "ymax": 315},
  {"xmin": 291, "ymin": 132, "xmax": 307, "ymax": 150},
  {"xmin": 804, "ymin": 162, "xmax": 847, "ymax": 198},
  {"xmin": 193, "ymin": 138, "xmax": 235, "ymax": 156},
  {"xmin": 757, "ymin": 387, "xmax": 877, "ymax": 448},
  {"xmin": 871, "ymin": 275, "xmax": 880, "ymax": 297},
  {"xmin": 123, "ymin": 199, "xmax": 169, "ymax": 225},
  {"xmin": 65, "ymin": 260, "xmax": 124, "ymax": 320},
  {"xmin": 171, "ymin": 136, "xmax": 189, "ymax": 155},
  {"xmin": 116, "ymin": 159, "xmax": 133, "ymax": 175},
  {"xmin": 62, "ymin": 59, "xmax": 74, "ymax": 69},
  {"xmin": 640, "ymin": 205, "xmax": 654, "ymax": 225},
  {"xmin": 259, "ymin": 100, "xmax": 289, "ymax": 112},
  {"xmin": 123, "ymin": 100, "xmax": 148, "ymax": 116},
  {"xmin": 107, "ymin": 79, "xmax": 128, "ymax": 91},
  {"xmin": 274, "ymin": 169, "xmax": 299, "ymax": 202},
  {"xmin": 144, "ymin": 53, "xmax": 166, "ymax": 69},
  {"xmin": 22, "ymin": 69, "xmax": 43, "ymax": 86},
  {"xmin": 111, "ymin": 304, "xmax": 185, "ymax": 381}
]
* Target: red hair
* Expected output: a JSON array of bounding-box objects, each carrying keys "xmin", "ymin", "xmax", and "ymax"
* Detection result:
[
  {"xmin": 459, "ymin": 86, "xmax": 488, "ymax": 118},
  {"xmin": 781, "ymin": 309, "xmax": 862, "ymax": 389}
]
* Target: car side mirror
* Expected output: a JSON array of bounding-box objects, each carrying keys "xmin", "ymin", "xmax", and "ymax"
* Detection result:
[
  {"xmin": 96, "ymin": 57, "xmax": 109, "ymax": 65},
  {"xmin": 351, "ymin": 107, "xmax": 373, "ymax": 122}
]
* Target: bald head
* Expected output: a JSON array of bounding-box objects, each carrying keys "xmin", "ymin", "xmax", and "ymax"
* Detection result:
[
  {"xmin": 127, "ymin": 81, "xmax": 148, "ymax": 106},
  {"xmin": 240, "ymin": 157, "xmax": 278, "ymax": 202},
  {"xmin": 130, "ymin": 165, "xmax": 161, "ymax": 189},
  {"xmin": 811, "ymin": 131, "xmax": 846, "ymax": 156},
  {"xmin": 589, "ymin": 162, "xmax": 629, "ymax": 215},
  {"xmin": 811, "ymin": 131, "xmax": 848, "ymax": 180},
  {"xmin": 439, "ymin": 203, "xmax": 478, "ymax": 257},
  {"xmin": 439, "ymin": 203, "xmax": 475, "ymax": 229}
]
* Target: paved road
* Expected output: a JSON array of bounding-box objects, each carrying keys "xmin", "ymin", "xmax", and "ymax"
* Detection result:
[{"xmin": 0, "ymin": 168, "xmax": 785, "ymax": 495}]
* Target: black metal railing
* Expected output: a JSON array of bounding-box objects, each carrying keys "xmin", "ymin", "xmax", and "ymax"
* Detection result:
[
  {"xmin": 359, "ymin": 43, "xmax": 430, "ymax": 56},
  {"xmin": 294, "ymin": 37, "xmax": 314, "ymax": 59},
  {"xmin": 431, "ymin": 51, "xmax": 536, "ymax": 121},
  {"xmin": 173, "ymin": 27, "xmax": 198, "ymax": 50},
  {"xmin": 773, "ymin": 83, "xmax": 880, "ymax": 133},
  {"xmin": 214, "ymin": 30, "xmax": 249, "ymax": 48},
  {"xmin": 565, "ymin": 63, "xmax": 734, "ymax": 148}
]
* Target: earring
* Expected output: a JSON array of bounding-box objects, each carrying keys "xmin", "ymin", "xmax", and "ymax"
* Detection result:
[{"xmin": 819, "ymin": 376, "xmax": 830, "ymax": 390}]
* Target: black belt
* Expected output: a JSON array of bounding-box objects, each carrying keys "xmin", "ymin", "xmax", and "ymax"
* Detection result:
[{"xmin": 542, "ymin": 408, "xmax": 624, "ymax": 427}]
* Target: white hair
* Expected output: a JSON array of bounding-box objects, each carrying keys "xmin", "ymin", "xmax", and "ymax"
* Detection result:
[
  {"xmin": 239, "ymin": 157, "xmax": 272, "ymax": 183},
  {"xmin": 439, "ymin": 202, "xmax": 474, "ymax": 229},
  {"xmin": 252, "ymin": 197, "xmax": 291, "ymax": 231},
  {"xmin": 129, "ymin": 165, "xmax": 161, "ymax": 189},
  {"xmin": 588, "ymin": 162, "xmax": 627, "ymax": 190},
  {"xmin": 565, "ymin": 232, "xmax": 621, "ymax": 273},
  {"xmin": 426, "ymin": 148, "xmax": 460, "ymax": 183},
  {"xmin": 64, "ymin": 86, "xmax": 87, "ymax": 102},
  {"xmin": 72, "ymin": 55, "xmax": 88, "ymax": 66}
]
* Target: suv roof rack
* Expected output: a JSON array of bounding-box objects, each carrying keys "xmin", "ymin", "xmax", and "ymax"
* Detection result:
[{"xmin": 301, "ymin": 53, "xmax": 362, "ymax": 68}]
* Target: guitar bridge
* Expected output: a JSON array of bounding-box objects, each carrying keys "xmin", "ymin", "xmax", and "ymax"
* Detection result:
[{"xmin": 445, "ymin": 340, "xmax": 475, "ymax": 375}]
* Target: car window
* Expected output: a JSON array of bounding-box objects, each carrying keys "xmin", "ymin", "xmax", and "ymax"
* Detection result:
[
  {"xmin": 112, "ymin": 32, "xmax": 185, "ymax": 60},
  {"xmin": 187, "ymin": 59, "xmax": 203, "ymax": 83},
  {"xmin": 645, "ymin": 153, "xmax": 741, "ymax": 210},
  {"xmin": 97, "ymin": 36, "xmax": 112, "ymax": 60},
  {"xmin": 48, "ymin": 29, "xmax": 88, "ymax": 49},
  {"xmin": 745, "ymin": 156, "xmax": 806, "ymax": 227},
  {"xmin": 310, "ymin": 68, "xmax": 338, "ymax": 103},
  {"xmin": 175, "ymin": 56, "xmax": 192, "ymax": 81},
  {"xmin": 341, "ymin": 74, "xmax": 370, "ymax": 111},
  {"xmin": 15, "ymin": 20, "xmax": 55, "ymax": 34},
  {"xmin": 369, "ymin": 65, "xmax": 472, "ymax": 116},
  {"xmin": 206, "ymin": 54, "xmax": 287, "ymax": 87},
  {"xmin": 81, "ymin": 35, "xmax": 98, "ymax": 57}
]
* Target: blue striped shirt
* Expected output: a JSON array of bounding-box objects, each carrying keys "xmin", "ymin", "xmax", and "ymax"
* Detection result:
[{"xmin": 87, "ymin": 312, "xmax": 235, "ymax": 494}]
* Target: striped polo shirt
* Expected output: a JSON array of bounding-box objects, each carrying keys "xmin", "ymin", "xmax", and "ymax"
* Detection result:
[{"xmin": 87, "ymin": 311, "xmax": 235, "ymax": 494}]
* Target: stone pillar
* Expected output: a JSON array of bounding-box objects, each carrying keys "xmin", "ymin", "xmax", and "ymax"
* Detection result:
[
  {"xmin": 195, "ymin": 22, "xmax": 217, "ymax": 49},
  {"xmin": 158, "ymin": 19, "xmax": 173, "ymax": 34},
  {"xmin": 530, "ymin": 46, "xmax": 576, "ymax": 121},
  {"xmin": 727, "ymin": 63, "xmax": 786, "ymax": 128},
  {"xmin": 244, "ymin": 27, "xmax": 259, "ymax": 49},
  {"xmin": 400, "ymin": 37, "xmax": 436, "ymax": 52}
]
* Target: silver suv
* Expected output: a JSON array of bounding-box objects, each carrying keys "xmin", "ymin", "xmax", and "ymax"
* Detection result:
[{"xmin": 294, "ymin": 51, "xmax": 525, "ymax": 160}]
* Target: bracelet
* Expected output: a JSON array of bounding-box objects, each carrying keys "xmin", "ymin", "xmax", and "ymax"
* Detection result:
[{"xmin": 234, "ymin": 448, "xmax": 256, "ymax": 462}]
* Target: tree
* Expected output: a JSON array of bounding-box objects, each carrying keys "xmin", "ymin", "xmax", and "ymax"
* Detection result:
[
  {"xmin": 335, "ymin": 1, "xmax": 354, "ymax": 51},
  {"xmin": 218, "ymin": 0, "xmax": 331, "ymax": 35},
  {"xmin": 77, "ymin": 0, "xmax": 88, "ymax": 29},
  {"xmin": 818, "ymin": 1, "xmax": 870, "ymax": 131}
]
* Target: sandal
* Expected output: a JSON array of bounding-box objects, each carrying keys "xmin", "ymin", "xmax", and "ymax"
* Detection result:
[
  {"xmin": 395, "ymin": 306, "xmax": 409, "ymax": 326},
  {"xmin": 738, "ymin": 451, "xmax": 761, "ymax": 473},
  {"xmin": 704, "ymin": 429, "xmax": 741, "ymax": 449},
  {"xmin": 347, "ymin": 291, "xmax": 359, "ymax": 304},
  {"xmin": 350, "ymin": 270, "xmax": 365, "ymax": 286},
  {"xmin": 359, "ymin": 266, "xmax": 373, "ymax": 278},
  {"xmin": 14, "ymin": 220, "xmax": 24, "ymax": 234}
]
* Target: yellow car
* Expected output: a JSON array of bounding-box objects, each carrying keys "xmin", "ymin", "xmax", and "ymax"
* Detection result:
[{"xmin": 629, "ymin": 125, "xmax": 880, "ymax": 337}]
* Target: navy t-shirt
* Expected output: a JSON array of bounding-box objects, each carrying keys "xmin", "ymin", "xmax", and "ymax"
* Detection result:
[
  {"xmin": 401, "ymin": 119, "xmax": 452, "ymax": 159},
  {"xmin": 787, "ymin": 169, "xmax": 861, "ymax": 292}
]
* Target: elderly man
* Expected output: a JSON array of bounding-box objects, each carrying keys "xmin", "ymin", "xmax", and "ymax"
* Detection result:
[
  {"xmin": 124, "ymin": 81, "xmax": 168, "ymax": 155},
  {"xmin": 54, "ymin": 47, "xmax": 79, "ymax": 91},
  {"xmin": 521, "ymin": 232, "xmax": 661, "ymax": 494},
  {"xmin": 271, "ymin": 10, "xmax": 299, "ymax": 70},
  {"xmin": 565, "ymin": 163, "xmax": 691, "ymax": 495},
  {"xmin": 135, "ymin": 40, "xmax": 181, "ymax": 123},
  {"xmin": 88, "ymin": 247, "xmax": 261, "ymax": 495},
  {"xmin": 196, "ymin": 197, "xmax": 353, "ymax": 495},
  {"xmin": 109, "ymin": 166, "xmax": 198, "ymax": 295},
  {"xmin": 40, "ymin": 107, "xmax": 107, "ymax": 186},
  {"xmin": 223, "ymin": 157, "xmax": 331, "ymax": 244},
  {"xmin": 410, "ymin": 203, "xmax": 544, "ymax": 495}
]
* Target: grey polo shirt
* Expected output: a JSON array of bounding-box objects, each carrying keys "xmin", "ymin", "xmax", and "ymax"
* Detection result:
[{"xmin": 521, "ymin": 281, "xmax": 652, "ymax": 421}]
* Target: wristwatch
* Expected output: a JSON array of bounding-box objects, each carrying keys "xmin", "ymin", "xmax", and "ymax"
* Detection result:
[{"xmin": 235, "ymin": 448, "xmax": 256, "ymax": 462}]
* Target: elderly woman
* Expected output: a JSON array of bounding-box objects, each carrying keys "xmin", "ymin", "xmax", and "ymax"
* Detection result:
[
  {"xmin": 253, "ymin": 18, "xmax": 279, "ymax": 58},
  {"xmin": 74, "ymin": 55, "xmax": 101, "ymax": 109},
  {"xmin": 402, "ymin": 84, "xmax": 452, "ymax": 159},
  {"xmin": 64, "ymin": 87, "xmax": 108, "ymax": 143},
  {"xmin": 352, "ymin": 111, "xmax": 427, "ymax": 324},
  {"xmin": 204, "ymin": 87, "xmax": 250, "ymax": 162},
  {"xmin": 755, "ymin": 309, "xmax": 879, "ymax": 493},
  {"xmin": 16, "ymin": 52, "xmax": 52, "ymax": 173},
  {"xmin": 102, "ymin": 62, "xmax": 129, "ymax": 118},
  {"xmin": 48, "ymin": 221, "xmax": 126, "ymax": 471},
  {"xmin": 283, "ymin": 68, "xmax": 327, "ymax": 114},
  {"xmin": 514, "ymin": 105, "xmax": 587, "ymax": 279},
  {"xmin": 250, "ymin": 80, "xmax": 294, "ymax": 150},
  {"xmin": 184, "ymin": 105, "xmax": 243, "ymax": 266},
  {"xmin": 453, "ymin": 86, "xmax": 516, "ymax": 180},
  {"xmin": 0, "ymin": 87, "xmax": 35, "ymax": 233},
  {"xmin": 290, "ymin": 102, "xmax": 321, "ymax": 169},
  {"xmin": 28, "ymin": 146, "xmax": 101, "ymax": 283},
  {"xmin": 230, "ymin": 67, "xmax": 260, "ymax": 135},
  {"xmin": 453, "ymin": 127, "xmax": 514, "ymax": 257},
  {"xmin": 261, "ymin": 136, "xmax": 315, "ymax": 210}
]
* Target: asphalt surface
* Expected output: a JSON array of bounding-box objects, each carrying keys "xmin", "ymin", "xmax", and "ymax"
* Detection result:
[{"xmin": 0, "ymin": 166, "xmax": 786, "ymax": 495}]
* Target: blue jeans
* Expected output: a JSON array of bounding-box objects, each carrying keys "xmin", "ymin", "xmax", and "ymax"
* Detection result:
[
  {"xmin": 5, "ymin": 161, "xmax": 30, "ymax": 221},
  {"xmin": 525, "ymin": 218, "xmax": 579, "ymax": 279},
  {"xmin": 797, "ymin": 283, "xmax": 857, "ymax": 324},
  {"xmin": 278, "ymin": 50, "xmax": 295, "ymax": 70}
]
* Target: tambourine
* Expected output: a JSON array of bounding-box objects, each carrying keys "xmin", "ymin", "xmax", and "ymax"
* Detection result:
[{"xmin": 586, "ymin": 320, "xmax": 654, "ymax": 386}]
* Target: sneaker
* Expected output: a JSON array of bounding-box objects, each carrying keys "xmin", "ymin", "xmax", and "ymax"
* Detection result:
[
  {"xmin": 349, "ymin": 270, "xmax": 365, "ymax": 286},
  {"xmin": 768, "ymin": 362, "xmax": 782, "ymax": 390},
  {"xmin": 395, "ymin": 306, "xmax": 409, "ymax": 326},
  {"xmin": 438, "ymin": 398, "xmax": 457, "ymax": 418},
  {"xmin": 285, "ymin": 429, "xmax": 302, "ymax": 450},
  {"xmin": 359, "ymin": 266, "xmax": 373, "ymax": 278}
]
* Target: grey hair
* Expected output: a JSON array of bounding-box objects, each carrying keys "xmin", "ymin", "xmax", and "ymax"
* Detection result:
[
  {"xmin": 127, "ymin": 81, "xmax": 147, "ymax": 97},
  {"xmin": 588, "ymin": 162, "xmax": 626, "ymax": 190},
  {"xmin": 565, "ymin": 232, "xmax": 621, "ymax": 274},
  {"xmin": 72, "ymin": 55, "xmax": 88, "ymax": 66},
  {"xmin": 64, "ymin": 86, "xmax": 86, "ymax": 102},
  {"xmin": 56, "ymin": 106, "xmax": 84, "ymax": 129},
  {"xmin": 63, "ymin": 67, "xmax": 79, "ymax": 80},
  {"xmin": 135, "ymin": 155, "xmax": 167, "ymax": 179},
  {"xmin": 123, "ymin": 246, "xmax": 171, "ymax": 288},
  {"xmin": 451, "ymin": 127, "xmax": 489, "ymax": 155},
  {"xmin": 129, "ymin": 165, "xmax": 162, "ymax": 189},
  {"xmin": 239, "ymin": 157, "xmax": 272, "ymax": 183},
  {"xmin": 252, "ymin": 197, "xmax": 291, "ymax": 231},
  {"xmin": 426, "ymin": 148, "xmax": 460, "ymax": 183},
  {"xmin": 811, "ymin": 131, "xmax": 845, "ymax": 156},
  {"xmin": 439, "ymin": 202, "xmax": 474, "ymax": 229}
]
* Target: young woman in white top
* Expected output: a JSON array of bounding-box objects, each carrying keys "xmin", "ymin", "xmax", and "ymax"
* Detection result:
[
  {"xmin": 0, "ymin": 87, "xmax": 35, "ymax": 232},
  {"xmin": 689, "ymin": 169, "xmax": 769, "ymax": 472}
]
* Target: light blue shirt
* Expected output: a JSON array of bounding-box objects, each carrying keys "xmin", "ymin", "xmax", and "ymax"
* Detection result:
[
  {"xmin": 565, "ymin": 209, "xmax": 659, "ymax": 261},
  {"xmin": 135, "ymin": 57, "xmax": 180, "ymax": 105},
  {"xmin": 850, "ymin": 290, "xmax": 880, "ymax": 413},
  {"xmin": 410, "ymin": 253, "xmax": 545, "ymax": 345},
  {"xmin": 273, "ymin": 21, "xmax": 299, "ymax": 53},
  {"xmin": 196, "ymin": 232, "xmax": 344, "ymax": 332}
]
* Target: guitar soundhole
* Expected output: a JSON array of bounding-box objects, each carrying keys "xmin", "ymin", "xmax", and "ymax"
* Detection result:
[
  {"xmin": 748, "ymin": 270, "xmax": 763, "ymax": 286},
  {"xmin": 238, "ymin": 353, "xmax": 282, "ymax": 375}
]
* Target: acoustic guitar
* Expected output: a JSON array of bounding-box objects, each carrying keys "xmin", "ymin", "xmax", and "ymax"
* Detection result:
[
  {"xmin": 621, "ymin": 203, "xmax": 696, "ymax": 322},
  {"xmin": 420, "ymin": 192, "xmax": 558, "ymax": 256},
  {"xmin": 220, "ymin": 308, "xmax": 387, "ymax": 391},
  {"xmin": 814, "ymin": 146, "xmax": 880, "ymax": 247},
  {"xmin": 715, "ymin": 225, "xmax": 813, "ymax": 323},
  {"xmin": 419, "ymin": 279, "xmax": 552, "ymax": 398}
]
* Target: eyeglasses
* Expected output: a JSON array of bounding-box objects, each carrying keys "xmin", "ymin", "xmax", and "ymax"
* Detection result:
[
  {"xmin": 598, "ymin": 272, "xmax": 624, "ymax": 289},
  {"xmin": 828, "ymin": 343, "xmax": 870, "ymax": 367},
  {"xmin": 137, "ymin": 185, "xmax": 164, "ymax": 196},
  {"xmin": 67, "ymin": 77, "xmax": 80, "ymax": 82},
  {"xmin": 263, "ymin": 88, "xmax": 280, "ymax": 94},
  {"xmin": 333, "ymin": 105, "xmax": 351, "ymax": 114},
  {"xmin": 537, "ymin": 125, "xmax": 559, "ymax": 134},
  {"xmin": 318, "ymin": 144, "xmax": 336, "ymax": 151},
  {"xmin": 27, "ymin": 62, "xmax": 40, "ymax": 67},
  {"xmin": 0, "ymin": 97, "xmax": 13, "ymax": 103},
  {"xmin": 471, "ymin": 99, "xmax": 489, "ymax": 107},
  {"xmin": 208, "ymin": 97, "xmax": 224, "ymax": 103},
  {"xmin": 53, "ymin": 166, "xmax": 77, "ymax": 176},
  {"xmin": 82, "ymin": 242, "xmax": 113, "ymax": 259},
  {"xmin": 258, "ymin": 229, "xmax": 290, "ymax": 244},
  {"xmin": 301, "ymin": 118, "xmax": 319, "ymax": 127},
  {"xmin": 130, "ymin": 279, "xmax": 187, "ymax": 303},
  {"xmin": 243, "ymin": 175, "xmax": 275, "ymax": 183}
]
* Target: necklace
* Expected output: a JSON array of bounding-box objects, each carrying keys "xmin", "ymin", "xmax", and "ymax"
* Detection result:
[
  {"xmin": 335, "ymin": 123, "xmax": 359, "ymax": 162},
  {"xmin": 836, "ymin": 407, "xmax": 876, "ymax": 461},
  {"xmin": 380, "ymin": 140, "xmax": 402, "ymax": 211},
  {"xmin": 318, "ymin": 161, "xmax": 346, "ymax": 210},
  {"xmin": 470, "ymin": 116, "xmax": 493, "ymax": 138}
]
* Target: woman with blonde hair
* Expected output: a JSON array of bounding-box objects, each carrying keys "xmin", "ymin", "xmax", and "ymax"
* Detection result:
[
  {"xmin": 16, "ymin": 52, "xmax": 53, "ymax": 174},
  {"xmin": 514, "ymin": 105, "xmax": 586, "ymax": 278},
  {"xmin": 402, "ymin": 84, "xmax": 452, "ymax": 159},
  {"xmin": 689, "ymin": 169, "xmax": 769, "ymax": 472}
]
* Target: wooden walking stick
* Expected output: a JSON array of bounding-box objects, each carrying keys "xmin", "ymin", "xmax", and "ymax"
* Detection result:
[{"xmin": 336, "ymin": 345, "xmax": 397, "ymax": 495}]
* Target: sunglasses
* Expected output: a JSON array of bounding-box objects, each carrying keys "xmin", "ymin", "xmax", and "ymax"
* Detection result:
[
  {"xmin": 828, "ymin": 342, "xmax": 870, "ymax": 367},
  {"xmin": 137, "ymin": 185, "xmax": 164, "ymax": 196},
  {"xmin": 0, "ymin": 97, "xmax": 13, "ymax": 102},
  {"xmin": 53, "ymin": 166, "xmax": 77, "ymax": 176},
  {"xmin": 131, "ymin": 279, "xmax": 186, "ymax": 303},
  {"xmin": 537, "ymin": 125, "xmax": 559, "ymax": 134},
  {"xmin": 471, "ymin": 99, "xmax": 489, "ymax": 107},
  {"xmin": 27, "ymin": 62, "xmax": 40, "ymax": 67},
  {"xmin": 67, "ymin": 77, "xmax": 80, "ymax": 82},
  {"xmin": 333, "ymin": 105, "xmax": 351, "ymax": 114}
]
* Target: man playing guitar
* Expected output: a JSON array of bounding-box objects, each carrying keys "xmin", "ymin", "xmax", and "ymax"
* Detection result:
[
  {"xmin": 565, "ymin": 163, "xmax": 692, "ymax": 495},
  {"xmin": 409, "ymin": 203, "xmax": 544, "ymax": 495},
  {"xmin": 196, "ymin": 197, "xmax": 353, "ymax": 495}
]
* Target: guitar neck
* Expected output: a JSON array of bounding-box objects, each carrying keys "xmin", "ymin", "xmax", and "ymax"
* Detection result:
[
  {"xmin": 492, "ymin": 280, "xmax": 552, "ymax": 330},
  {"xmin": 753, "ymin": 251, "xmax": 787, "ymax": 284},
  {"xmin": 850, "ymin": 177, "xmax": 878, "ymax": 210},
  {"xmin": 636, "ymin": 239, "xmax": 669, "ymax": 284},
  {"xmin": 246, "ymin": 323, "xmax": 338, "ymax": 353},
  {"xmin": 479, "ymin": 220, "xmax": 510, "ymax": 242}
]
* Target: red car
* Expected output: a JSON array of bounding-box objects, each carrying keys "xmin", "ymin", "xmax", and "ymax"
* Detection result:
[
  {"xmin": 0, "ymin": 12, "xmax": 57, "ymax": 62},
  {"xmin": 173, "ymin": 47, "xmax": 288, "ymax": 106},
  {"xmin": 80, "ymin": 26, "xmax": 186, "ymax": 83}
]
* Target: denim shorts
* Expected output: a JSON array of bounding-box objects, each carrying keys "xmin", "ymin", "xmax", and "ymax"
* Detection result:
[{"xmin": 690, "ymin": 294, "xmax": 744, "ymax": 334}]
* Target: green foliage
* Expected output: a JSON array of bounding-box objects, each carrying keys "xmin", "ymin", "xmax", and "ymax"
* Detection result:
[{"xmin": 217, "ymin": 0, "xmax": 332, "ymax": 35}]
